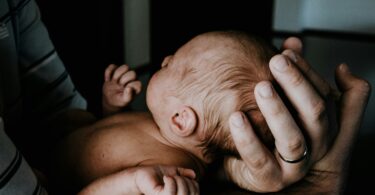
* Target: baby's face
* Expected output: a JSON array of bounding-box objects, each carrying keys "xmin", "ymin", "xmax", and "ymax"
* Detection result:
[{"xmin": 146, "ymin": 54, "xmax": 183, "ymax": 130}]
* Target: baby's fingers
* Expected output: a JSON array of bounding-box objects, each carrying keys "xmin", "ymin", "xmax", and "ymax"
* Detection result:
[
  {"xmin": 119, "ymin": 70, "xmax": 137, "ymax": 86},
  {"xmin": 182, "ymin": 177, "xmax": 199, "ymax": 195},
  {"xmin": 162, "ymin": 176, "xmax": 177, "ymax": 195},
  {"xmin": 104, "ymin": 64, "xmax": 117, "ymax": 81},
  {"xmin": 127, "ymin": 81, "xmax": 142, "ymax": 94},
  {"xmin": 121, "ymin": 82, "xmax": 142, "ymax": 103},
  {"xmin": 176, "ymin": 168, "xmax": 196, "ymax": 180},
  {"xmin": 174, "ymin": 176, "xmax": 197, "ymax": 195},
  {"xmin": 112, "ymin": 64, "xmax": 130, "ymax": 81}
]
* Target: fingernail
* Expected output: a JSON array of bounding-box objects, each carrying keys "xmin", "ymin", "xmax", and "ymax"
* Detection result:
[
  {"xmin": 258, "ymin": 82, "xmax": 273, "ymax": 98},
  {"xmin": 271, "ymin": 55, "xmax": 289, "ymax": 72},
  {"xmin": 230, "ymin": 112, "xmax": 244, "ymax": 127},
  {"xmin": 282, "ymin": 50, "xmax": 297, "ymax": 63}
]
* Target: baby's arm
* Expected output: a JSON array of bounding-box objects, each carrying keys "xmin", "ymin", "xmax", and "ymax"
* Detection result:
[
  {"xmin": 102, "ymin": 64, "xmax": 142, "ymax": 116},
  {"xmin": 78, "ymin": 165, "xmax": 199, "ymax": 195}
]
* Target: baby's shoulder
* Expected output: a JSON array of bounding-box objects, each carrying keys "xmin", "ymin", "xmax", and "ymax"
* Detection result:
[{"xmin": 93, "ymin": 111, "xmax": 154, "ymax": 127}]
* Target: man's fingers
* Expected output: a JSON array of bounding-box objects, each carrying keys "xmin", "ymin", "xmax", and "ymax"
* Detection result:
[
  {"xmin": 223, "ymin": 157, "xmax": 283, "ymax": 192},
  {"xmin": 281, "ymin": 37, "xmax": 303, "ymax": 54},
  {"xmin": 269, "ymin": 55, "xmax": 330, "ymax": 160},
  {"xmin": 282, "ymin": 36, "xmax": 335, "ymax": 98},
  {"xmin": 255, "ymin": 81, "xmax": 305, "ymax": 159},
  {"xmin": 333, "ymin": 64, "xmax": 371, "ymax": 159},
  {"xmin": 254, "ymin": 81, "xmax": 309, "ymax": 181},
  {"xmin": 229, "ymin": 112, "xmax": 276, "ymax": 172},
  {"xmin": 282, "ymin": 49, "xmax": 332, "ymax": 97},
  {"xmin": 229, "ymin": 111, "xmax": 283, "ymax": 190}
]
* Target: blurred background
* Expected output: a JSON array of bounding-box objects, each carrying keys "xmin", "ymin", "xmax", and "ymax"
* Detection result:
[{"xmin": 35, "ymin": 0, "xmax": 374, "ymax": 193}]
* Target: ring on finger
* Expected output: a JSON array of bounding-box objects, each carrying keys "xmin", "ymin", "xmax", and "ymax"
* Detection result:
[{"xmin": 278, "ymin": 145, "xmax": 308, "ymax": 163}]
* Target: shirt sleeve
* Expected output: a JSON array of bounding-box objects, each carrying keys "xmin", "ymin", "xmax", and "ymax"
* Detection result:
[
  {"xmin": 0, "ymin": 117, "xmax": 48, "ymax": 195},
  {"xmin": 16, "ymin": 0, "xmax": 87, "ymax": 122}
]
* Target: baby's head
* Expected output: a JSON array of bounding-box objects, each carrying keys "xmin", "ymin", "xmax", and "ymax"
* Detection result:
[{"xmin": 147, "ymin": 30, "xmax": 277, "ymax": 162}]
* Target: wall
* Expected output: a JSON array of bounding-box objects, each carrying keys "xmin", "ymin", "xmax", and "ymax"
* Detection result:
[
  {"xmin": 123, "ymin": 0, "xmax": 150, "ymax": 68},
  {"xmin": 273, "ymin": 0, "xmax": 375, "ymax": 34}
]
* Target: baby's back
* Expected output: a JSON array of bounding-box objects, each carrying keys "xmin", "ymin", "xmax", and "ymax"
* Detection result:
[{"xmin": 55, "ymin": 112, "xmax": 201, "ymax": 190}]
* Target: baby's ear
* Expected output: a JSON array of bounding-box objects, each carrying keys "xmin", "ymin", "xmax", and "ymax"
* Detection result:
[{"xmin": 170, "ymin": 106, "xmax": 197, "ymax": 137}]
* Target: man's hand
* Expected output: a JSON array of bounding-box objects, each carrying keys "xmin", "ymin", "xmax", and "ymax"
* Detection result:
[
  {"xmin": 224, "ymin": 37, "xmax": 371, "ymax": 193},
  {"xmin": 102, "ymin": 64, "xmax": 142, "ymax": 116}
]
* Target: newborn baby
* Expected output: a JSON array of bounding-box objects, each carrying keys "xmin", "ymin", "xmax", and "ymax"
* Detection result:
[{"xmin": 54, "ymin": 30, "xmax": 277, "ymax": 194}]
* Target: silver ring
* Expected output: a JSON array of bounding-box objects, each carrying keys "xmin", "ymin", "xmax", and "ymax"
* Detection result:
[{"xmin": 278, "ymin": 145, "xmax": 308, "ymax": 163}]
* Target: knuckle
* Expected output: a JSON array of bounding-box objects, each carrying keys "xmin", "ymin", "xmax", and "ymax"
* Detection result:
[
  {"xmin": 288, "ymin": 70, "xmax": 305, "ymax": 87},
  {"xmin": 356, "ymin": 79, "xmax": 371, "ymax": 96},
  {"xmin": 269, "ymin": 103, "xmax": 284, "ymax": 116},
  {"xmin": 285, "ymin": 138, "xmax": 304, "ymax": 154},
  {"xmin": 310, "ymin": 98, "xmax": 326, "ymax": 121},
  {"xmin": 247, "ymin": 155, "xmax": 268, "ymax": 170}
]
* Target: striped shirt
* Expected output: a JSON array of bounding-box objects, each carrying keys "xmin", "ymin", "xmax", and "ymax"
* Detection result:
[
  {"xmin": 0, "ymin": 118, "xmax": 47, "ymax": 195},
  {"xmin": 1, "ymin": 0, "xmax": 87, "ymax": 194}
]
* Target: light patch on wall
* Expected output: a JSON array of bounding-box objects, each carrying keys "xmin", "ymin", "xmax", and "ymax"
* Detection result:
[
  {"xmin": 273, "ymin": 0, "xmax": 375, "ymax": 34},
  {"xmin": 123, "ymin": 0, "xmax": 150, "ymax": 68}
]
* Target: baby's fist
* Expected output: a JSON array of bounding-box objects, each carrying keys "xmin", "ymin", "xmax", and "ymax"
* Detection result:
[{"xmin": 102, "ymin": 64, "xmax": 142, "ymax": 115}]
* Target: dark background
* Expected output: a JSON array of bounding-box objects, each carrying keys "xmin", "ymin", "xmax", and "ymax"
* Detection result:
[{"xmin": 36, "ymin": 0, "xmax": 125, "ymax": 115}]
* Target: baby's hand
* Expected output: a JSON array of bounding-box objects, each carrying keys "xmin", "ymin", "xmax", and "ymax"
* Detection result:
[
  {"xmin": 102, "ymin": 64, "xmax": 142, "ymax": 116},
  {"xmin": 135, "ymin": 165, "xmax": 199, "ymax": 195}
]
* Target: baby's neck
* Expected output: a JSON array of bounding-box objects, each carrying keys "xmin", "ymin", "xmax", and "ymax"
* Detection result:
[{"xmin": 153, "ymin": 127, "xmax": 211, "ymax": 167}]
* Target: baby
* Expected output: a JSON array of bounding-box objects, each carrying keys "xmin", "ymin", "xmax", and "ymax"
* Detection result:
[{"xmin": 54, "ymin": 30, "xmax": 277, "ymax": 194}]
